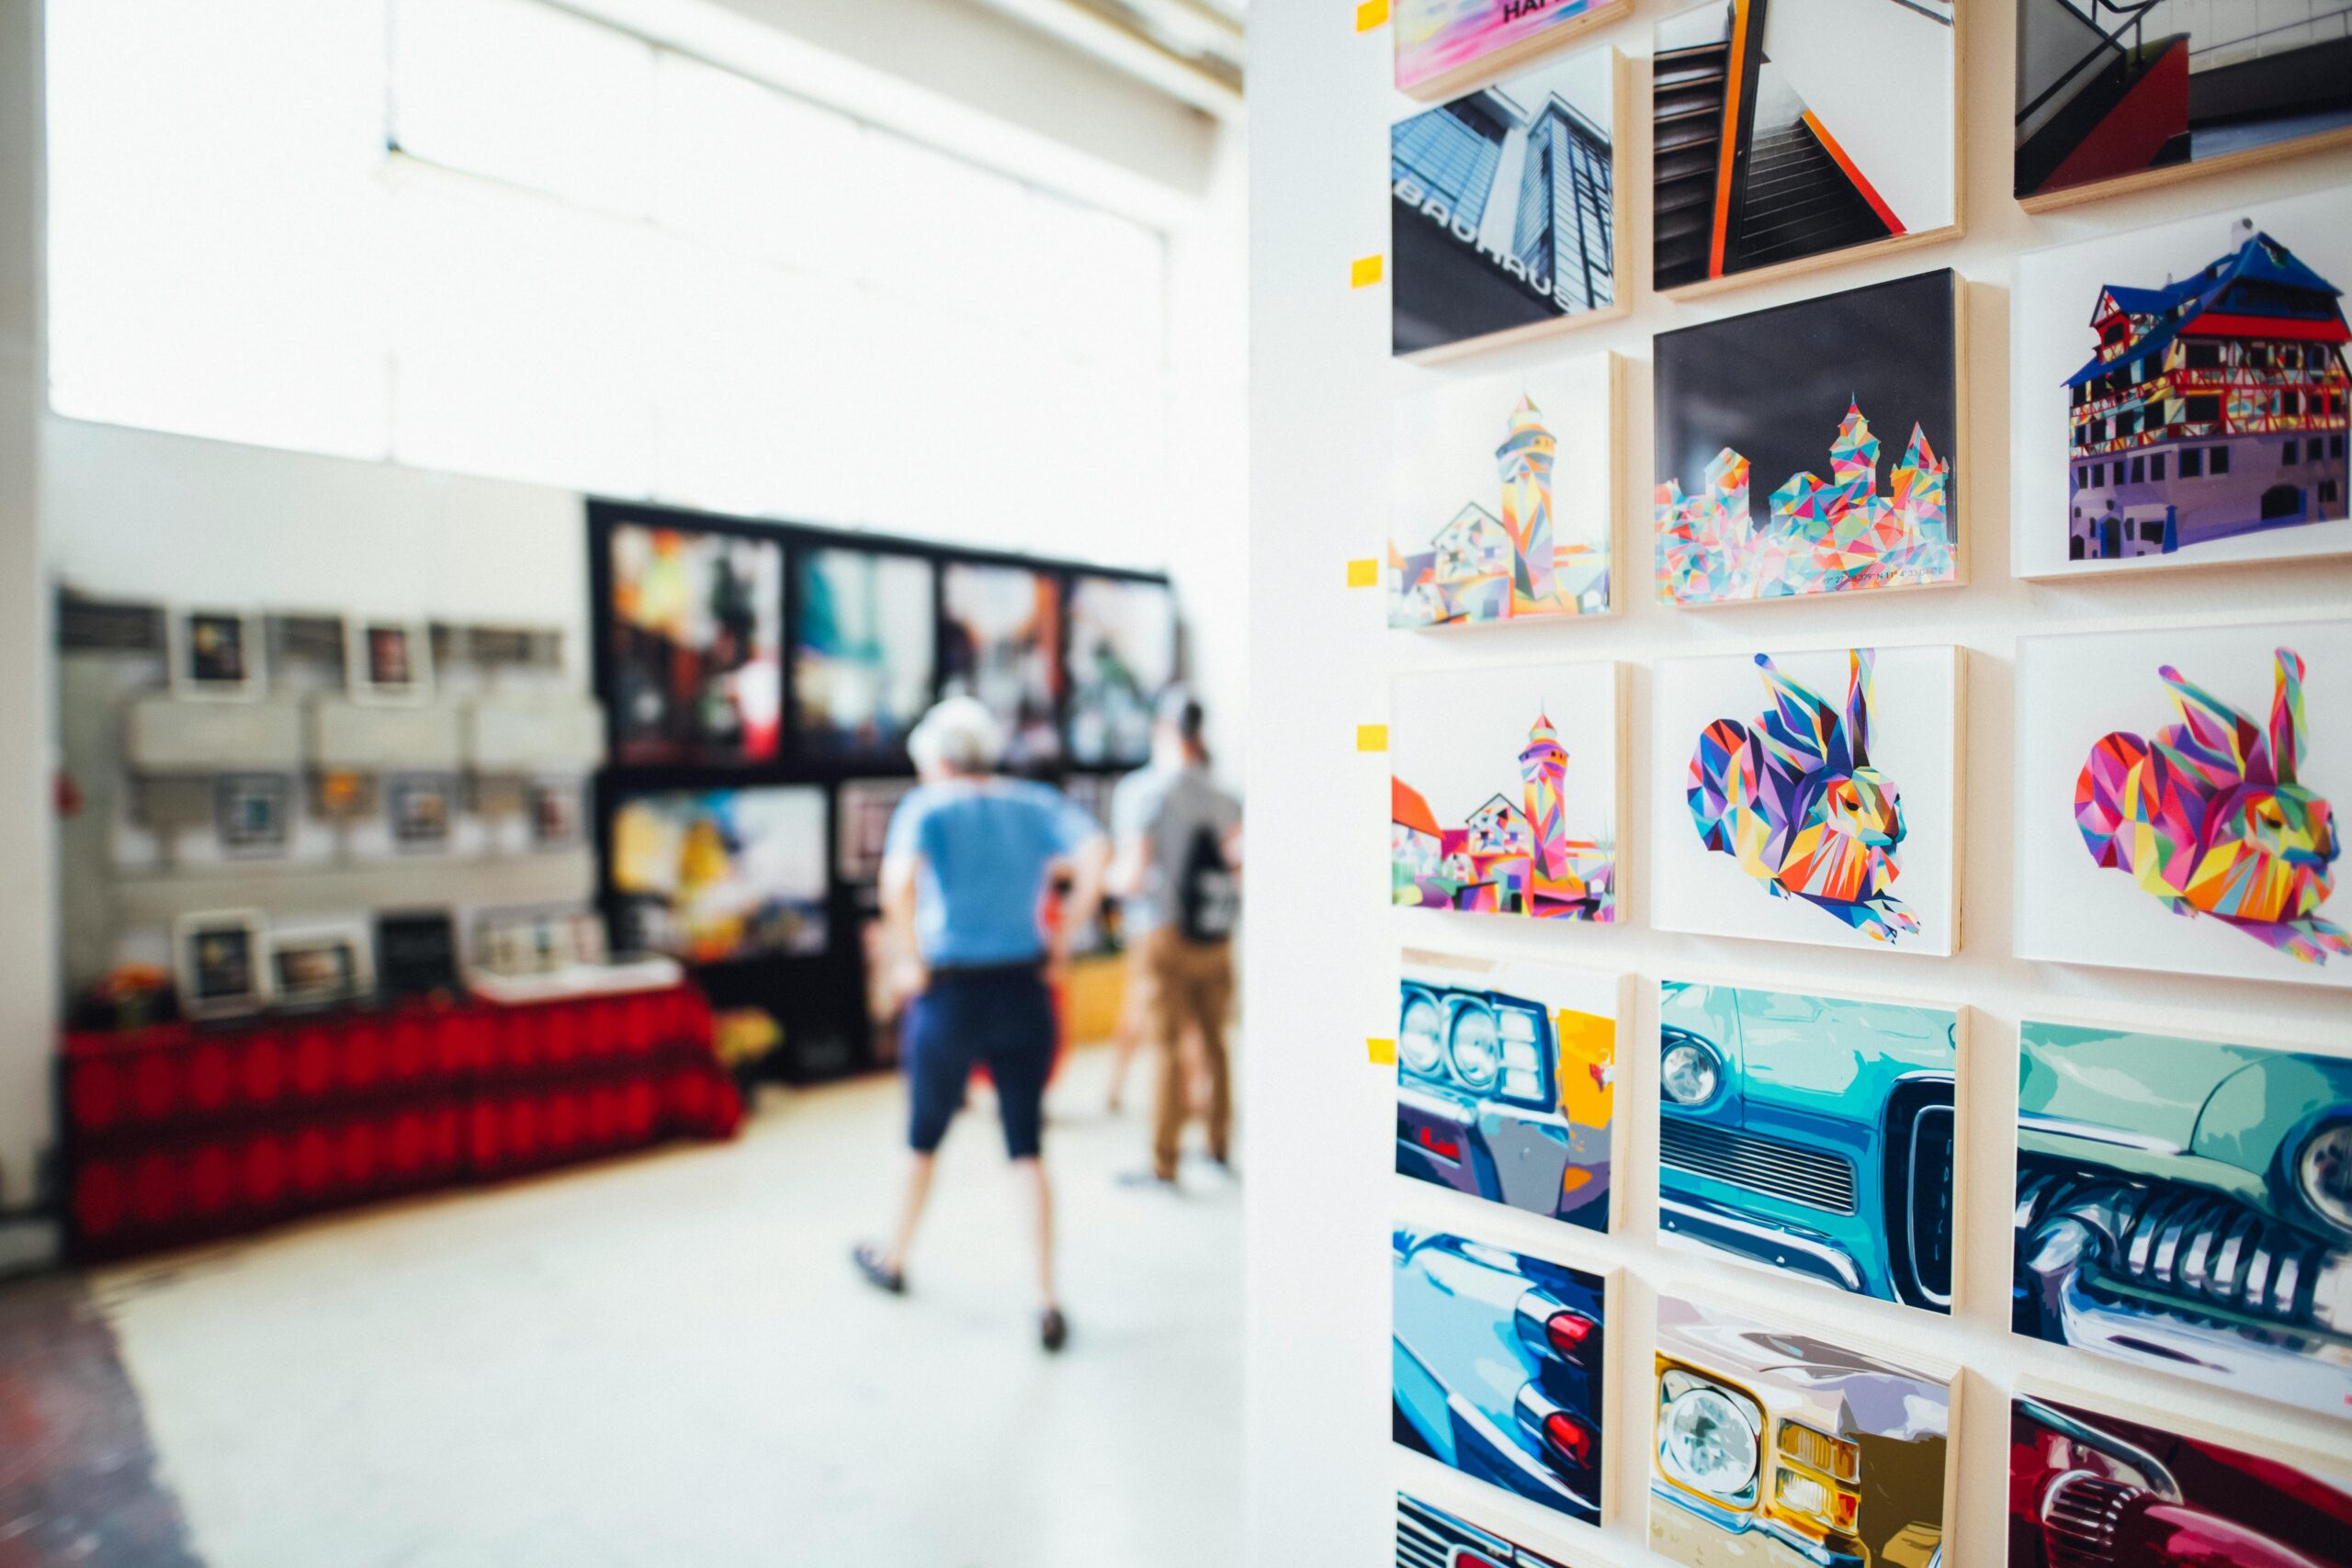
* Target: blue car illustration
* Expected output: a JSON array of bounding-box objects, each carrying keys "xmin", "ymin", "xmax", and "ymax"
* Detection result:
[
  {"xmin": 1391, "ymin": 1227, "xmax": 1607, "ymax": 1525},
  {"xmin": 1657, "ymin": 982, "xmax": 1957, "ymax": 1312}
]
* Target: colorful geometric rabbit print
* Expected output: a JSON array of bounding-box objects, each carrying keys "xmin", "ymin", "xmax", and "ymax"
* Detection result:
[
  {"xmin": 1686, "ymin": 649, "xmax": 1917, "ymax": 943},
  {"xmin": 2076, "ymin": 648, "xmax": 2346, "ymax": 964}
]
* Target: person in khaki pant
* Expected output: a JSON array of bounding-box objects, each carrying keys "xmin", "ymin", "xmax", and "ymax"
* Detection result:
[{"xmin": 1109, "ymin": 691, "xmax": 1242, "ymax": 1188}]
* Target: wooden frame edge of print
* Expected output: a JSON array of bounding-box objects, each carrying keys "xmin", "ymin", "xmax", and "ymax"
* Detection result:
[
  {"xmin": 166, "ymin": 606, "xmax": 268, "ymax": 703},
  {"xmin": 2009, "ymin": 1376, "xmax": 2352, "ymax": 1491},
  {"xmin": 1395, "ymin": 0, "xmax": 1637, "ymax": 105},
  {"xmin": 1649, "ymin": 973, "xmax": 1971, "ymax": 1318},
  {"xmin": 1609, "ymin": 658, "xmax": 1630, "ymax": 925},
  {"xmin": 1398, "ymin": 50, "xmax": 1635, "ymax": 368},
  {"xmin": 1948, "ymin": 646, "xmax": 1968, "ymax": 957},
  {"xmin": 1607, "ymin": 967, "xmax": 1633, "ymax": 1238},
  {"xmin": 2015, "ymin": 121, "xmax": 2352, "ymax": 216},
  {"xmin": 2012, "ymin": 535, "xmax": 2352, "ymax": 584}
]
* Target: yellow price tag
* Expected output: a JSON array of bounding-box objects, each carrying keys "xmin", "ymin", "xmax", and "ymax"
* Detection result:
[
  {"xmin": 1350, "ymin": 254, "xmax": 1385, "ymax": 289},
  {"xmin": 1367, "ymin": 1037, "xmax": 1396, "ymax": 1066},
  {"xmin": 1357, "ymin": 724, "xmax": 1388, "ymax": 752},
  {"xmin": 1346, "ymin": 558, "xmax": 1378, "ymax": 588},
  {"xmin": 1355, "ymin": 0, "xmax": 1390, "ymax": 30}
]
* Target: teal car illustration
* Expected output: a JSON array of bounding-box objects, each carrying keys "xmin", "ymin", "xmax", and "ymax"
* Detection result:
[
  {"xmin": 2012, "ymin": 1022, "xmax": 2352, "ymax": 1416},
  {"xmin": 1657, "ymin": 982, "xmax": 1957, "ymax": 1312}
]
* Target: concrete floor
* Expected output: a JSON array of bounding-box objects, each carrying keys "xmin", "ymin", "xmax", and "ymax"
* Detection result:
[{"xmin": 85, "ymin": 1042, "xmax": 1242, "ymax": 1568}]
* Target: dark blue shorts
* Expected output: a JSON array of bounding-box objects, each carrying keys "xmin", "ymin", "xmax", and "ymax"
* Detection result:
[{"xmin": 904, "ymin": 966, "xmax": 1056, "ymax": 1159}]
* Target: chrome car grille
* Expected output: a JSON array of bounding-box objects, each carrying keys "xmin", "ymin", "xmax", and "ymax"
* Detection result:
[
  {"xmin": 1660, "ymin": 1119, "xmax": 1858, "ymax": 1214},
  {"xmin": 2017, "ymin": 1168, "xmax": 2338, "ymax": 1329},
  {"xmin": 2041, "ymin": 1472, "xmax": 2138, "ymax": 1568},
  {"xmin": 1396, "ymin": 1495, "xmax": 1560, "ymax": 1568},
  {"xmin": 1890, "ymin": 1089, "xmax": 1956, "ymax": 1307}
]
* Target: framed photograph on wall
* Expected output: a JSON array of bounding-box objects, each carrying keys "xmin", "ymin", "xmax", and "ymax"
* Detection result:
[
  {"xmin": 941, "ymin": 560, "xmax": 1064, "ymax": 769},
  {"xmin": 268, "ymin": 925, "xmax": 372, "ymax": 1009},
  {"xmin": 1651, "ymin": 0, "xmax": 1959, "ymax": 296},
  {"xmin": 345, "ymin": 617, "xmax": 434, "ymax": 705},
  {"xmin": 1651, "ymin": 644, "xmax": 1962, "ymax": 954},
  {"xmin": 835, "ymin": 777, "xmax": 915, "ymax": 886},
  {"xmin": 375, "ymin": 909, "xmax": 460, "ymax": 998},
  {"xmin": 1392, "ymin": 43, "xmax": 1630, "ymax": 359},
  {"xmin": 2011, "ymin": 189, "xmax": 2351, "ymax": 580},
  {"xmin": 1065, "ymin": 574, "xmax": 1178, "ymax": 769},
  {"xmin": 174, "ymin": 909, "xmax": 271, "ymax": 1019},
  {"xmin": 1393, "ymin": 0, "xmax": 1632, "ymax": 101},
  {"xmin": 608, "ymin": 784, "xmax": 830, "ymax": 964},
  {"xmin": 603, "ymin": 516, "xmax": 785, "ymax": 767},
  {"xmin": 2016, "ymin": 1, "xmax": 2352, "ymax": 211},
  {"xmin": 1390, "ymin": 660, "xmax": 1622, "ymax": 924},
  {"xmin": 1391, "ymin": 349, "xmax": 1621, "ymax": 627},
  {"xmin": 2016, "ymin": 618, "xmax": 2349, "ymax": 987},
  {"xmin": 791, "ymin": 543, "xmax": 936, "ymax": 764},
  {"xmin": 215, "ymin": 773, "xmax": 290, "ymax": 857},
  {"xmin": 528, "ymin": 777, "xmax": 582, "ymax": 848},
  {"xmin": 386, "ymin": 773, "xmax": 456, "ymax": 852},
  {"xmin": 168, "ymin": 608, "xmax": 266, "ymax": 701},
  {"xmin": 1654, "ymin": 269, "xmax": 1964, "ymax": 607}
]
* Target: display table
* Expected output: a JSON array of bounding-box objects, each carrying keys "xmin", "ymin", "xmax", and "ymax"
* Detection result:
[{"xmin": 61, "ymin": 979, "xmax": 741, "ymax": 1260}]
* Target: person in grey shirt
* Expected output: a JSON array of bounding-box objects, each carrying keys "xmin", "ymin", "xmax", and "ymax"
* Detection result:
[{"xmin": 1107, "ymin": 689, "xmax": 1242, "ymax": 1187}]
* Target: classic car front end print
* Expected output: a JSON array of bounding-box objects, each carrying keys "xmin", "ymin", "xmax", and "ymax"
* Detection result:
[
  {"xmin": 2012, "ymin": 1020, "xmax": 2352, "ymax": 1420},
  {"xmin": 1394, "ymin": 1228, "xmax": 1610, "ymax": 1525},
  {"xmin": 1650, "ymin": 1295, "xmax": 1951, "ymax": 1568},
  {"xmin": 1396, "ymin": 1491, "xmax": 1569, "ymax": 1568},
  {"xmin": 2008, "ymin": 1394, "xmax": 2351, "ymax": 1568},
  {"xmin": 1398, "ymin": 952, "xmax": 1619, "ymax": 1231},
  {"xmin": 1657, "ymin": 982, "xmax": 1958, "ymax": 1313}
]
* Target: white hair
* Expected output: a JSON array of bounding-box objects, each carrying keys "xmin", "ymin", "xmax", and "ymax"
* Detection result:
[{"xmin": 907, "ymin": 695, "xmax": 1005, "ymax": 776}]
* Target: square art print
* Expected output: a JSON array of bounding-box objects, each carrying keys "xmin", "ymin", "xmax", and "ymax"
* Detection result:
[
  {"xmin": 1396, "ymin": 951, "xmax": 1623, "ymax": 1234},
  {"xmin": 1389, "ymin": 350, "xmax": 1620, "ymax": 628},
  {"xmin": 1390, "ymin": 660, "xmax": 1621, "ymax": 923},
  {"xmin": 2017, "ymin": 619, "xmax": 2351, "ymax": 988},
  {"xmin": 1652, "ymin": 0, "xmax": 1956, "ymax": 294},
  {"xmin": 1394, "ymin": 0, "xmax": 1633, "ymax": 100},
  {"xmin": 1396, "ymin": 1494, "xmax": 1567, "ymax": 1568},
  {"xmin": 1652, "ymin": 644, "xmax": 1962, "ymax": 954},
  {"xmin": 2013, "ymin": 1020, "xmax": 2352, "ymax": 1419},
  {"xmin": 2016, "ymin": 0, "xmax": 2352, "ymax": 210},
  {"xmin": 1655, "ymin": 269, "xmax": 1963, "ymax": 607},
  {"xmin": 1392, "ymin": 43, "xmax": 1628, "ymax": 359},
  {"xmin": 1394, "ymin": 1226, "xmax": 1613, "ymax": 1525},
  {"xmin": 2012, "ymin": 189, "xmax": 2352, "ymax": 579},
  {"xmin": 1650, "ymin": 1295, "xmax": 1955, "ymax": 1568},
  {"xmin": 1658, "ymin": 980, "xmax": 1960, "ymax": 1314}
]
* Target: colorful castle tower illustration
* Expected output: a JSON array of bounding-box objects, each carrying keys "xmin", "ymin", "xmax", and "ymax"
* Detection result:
[
  {"xmin": 1519, "ymin": 709, "xmax": 1568, "ymax": 877},
  {"xmin": 1499, "ymin": 395, "xmax": 1558, "ymax": 608}
]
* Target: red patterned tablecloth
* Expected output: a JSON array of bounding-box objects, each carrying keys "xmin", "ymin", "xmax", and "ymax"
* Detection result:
[{"xmin": 61, "ymin": 982, "xmax": 741, "ymax": 1259}]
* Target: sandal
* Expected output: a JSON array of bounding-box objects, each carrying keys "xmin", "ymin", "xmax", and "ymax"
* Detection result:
[{"xmin": 852, "ymin": 1243, "xmax": 905, "ymax": 1295}]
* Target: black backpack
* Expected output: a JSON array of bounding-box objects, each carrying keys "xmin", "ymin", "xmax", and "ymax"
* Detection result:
[{"xmin": 1177, "ymin": 823, "xmax": 1238, "ymax": 942}]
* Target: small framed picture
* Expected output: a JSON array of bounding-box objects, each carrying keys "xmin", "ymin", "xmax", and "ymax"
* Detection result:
[
  {"xmin": 174, "ymin": 909, "xmax": 271, "ymax": 1019},
  {"xmin": 169, "ymin": 609, "xmax": 266, "ymax": 701},
  {"xmin": 345, "ymin": 617, "xmax": 433, "ymax": 705},
  {"xmin": 215, "ymin": 773, "xmax": 290, "ymax": 856},
  {"xmin": 269, "ymin": 925, "xmax": 371, "ymax": 1009},
  {"xmin": 386, "ymin": 773, "xmax": 456, "ymax": 850},
  {"xmin": 568, "ymin": 910, "xmax": 608, "ymax": 966},
  {"xmin": 528, "ymin": 778, "xmax": 580, "ymax": 847},
  {"xmin": 375, "ymin": 908, "xmax": 459, "ymax": 998}
]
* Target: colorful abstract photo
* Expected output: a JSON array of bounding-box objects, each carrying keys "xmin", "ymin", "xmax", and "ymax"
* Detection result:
[
  {"xmin": 1392, "ymin": 42, "xmax": 1622, "ymax": 358},
  {"xmin": 1653, "ymin": 645, "xmax": 1961, "ymax": 954},
  {"xmin": 1658, "ymin": 982, "xmax": 1957, "ymax": 1314},
  {"xmin": 2010, "ymin": 1394, "xmax": 2351, "ymax": 1568},
  {"xmin": 2014, "ymin": 1019, "xmax": 2352, "ymax": 1419},
  {"xmin": 1394, "ymin": 1228, "xmax": 1609, "ymax": 1525},
  {"xmin": 1389, "ymin": 351, "xmax": 1617, "ymax": 628},
  {"xmin": 2018, "ymin": 619, "xmax": 2349, "ymax": 987},
  {"xmin": 2016, "ymin": 0, "xmax": 2352, "ymax": 209},
  {"xmin": 606, "ymin": 522, "xmax": 784, "ymax": 767},
  {"xmin": 1650, "ymin": 1295, "xmax": 1952, "ymax": 1568},
  {"xmin": 1390, "ymin": 660, "xmax": 1619, "ymax": 923},
  {"xmin": 791, "ymin": 546, "xmax": 935, "ymax": 762},
  {"xmin": 1396, "ymin": 951, "xmax": 1619, "ymax": 1233},
  {"xmin": 2012, "ymin": 189, "xmax": 2352, "ymax": 579},
  {"xmin": 608, "ymin": 786, "xmax": 828, "ymax": 964},
  {"xmin": 1065, "ymin": 575, "xmax": 1178, "ymax": 769},
  {"xmin": 1394, "ymin": 0, "xmax": 1630, "ymax": 99},
  {"xmin": 942, "ymin": 561, "xmax": 1063, "ymax": 769},
  {"xmin": 1652, "ymin": 0, "xmax": 1956, "ymax": 292},
  {"xmin": 1655, "ymin": 269, "xmax": 1962, "ymax": 606}
]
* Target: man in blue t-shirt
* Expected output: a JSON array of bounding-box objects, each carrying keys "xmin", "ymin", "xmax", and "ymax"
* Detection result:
[{"xmin": 853, "ymin": 696, "xmax": 1106, "ymax": 1353}]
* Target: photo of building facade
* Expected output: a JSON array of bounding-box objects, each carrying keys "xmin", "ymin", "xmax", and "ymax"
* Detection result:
[
  {"xmin": 2064, "ymin": 225, "xmax": 2350, "ymax": 560},
  {"xmin": 1391, "ymin": 44, "xmax": 1617, "ymax": 355}
]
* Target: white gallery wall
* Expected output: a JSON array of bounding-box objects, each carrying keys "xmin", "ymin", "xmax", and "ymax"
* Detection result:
[
  {"xmin": 1244, "ymin": 6, "xmax": 2352, "ymax": 1567},
  {"xmin": 6, "ymin": 0, "xmax": 1249, "ymax": 1224}
]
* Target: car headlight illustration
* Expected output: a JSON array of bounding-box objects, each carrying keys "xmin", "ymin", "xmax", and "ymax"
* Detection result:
[
  {"xmin": 2297, "ymin": 1120, "xmax": 2352, "ymax": 1235},
  {"xmin": 1400, "ymin": 994, "xmax": 1445, "ymax": 1077},
  {"xmin": 1657, "ymin": 1370, "xmax": 1760, "ymax": 1503},
  {"xmin": 1660, "ymin": 1033, "xmax": 1720, "ymax": 1107}
]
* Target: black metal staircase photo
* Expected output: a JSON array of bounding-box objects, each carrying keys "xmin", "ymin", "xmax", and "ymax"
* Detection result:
[
  {"xmin": 1652, "ymin": 35, "xmax": 1731, "ymax": 289},
  {"xmin": 1730, "ymin": 117, "xmax": 1891, "ymax": 272}
]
